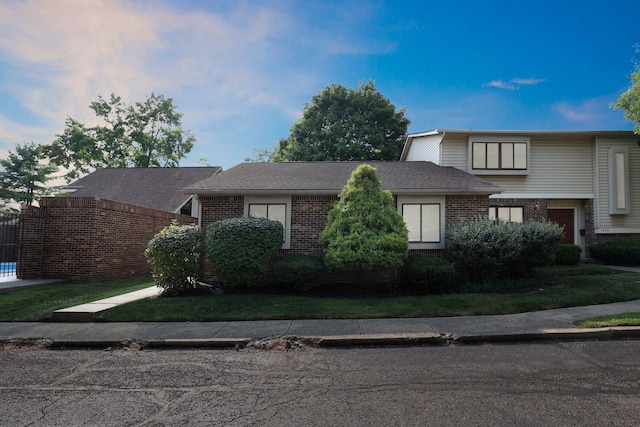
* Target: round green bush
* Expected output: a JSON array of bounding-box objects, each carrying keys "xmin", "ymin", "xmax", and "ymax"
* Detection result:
[
  {"xmin": 145, "ymin": 222, "xmax": 203, "ymax": 296},
  {"xmin": 205, "ymin": 217, "xmax": 283, "ymax": 287},
  {"xmin": 272, "ymin": 254, "xmax": 325, "ymax": 292},
  {"xmin": 555, "ymin": 244, "xmax": 582, "ymax": 266},
  {"xmin": 400, "ymin": 255, "xmax": 455, "ymax": 294},
  {"xmin": 589, "ymin": 240, "xmax": 640, "ymax": 266}
]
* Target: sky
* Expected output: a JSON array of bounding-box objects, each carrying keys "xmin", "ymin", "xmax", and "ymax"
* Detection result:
[{"xmin": 0, "ymin": 0, "xmax": 639, "ymax": 171}]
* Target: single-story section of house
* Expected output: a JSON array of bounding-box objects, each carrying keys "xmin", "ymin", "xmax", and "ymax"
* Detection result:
[
  {"xmin": 61, "ymin": 166, "xmax": 222, "ymax": 217},
  {"xmin": 183, "ymin": 161, "xmax": 502, "ymax": 262}
]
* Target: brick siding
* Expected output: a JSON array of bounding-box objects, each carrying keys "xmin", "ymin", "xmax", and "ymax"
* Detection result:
[
  {"xmin": 199, "ymin": 193, "xmax": 491, "ymax": 284},
  {"xmin": 18, "ymin": 197, "xmax": 196, "ymax": 282}
]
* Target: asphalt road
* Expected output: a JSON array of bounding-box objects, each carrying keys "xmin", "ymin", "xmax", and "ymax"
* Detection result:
[{"xmin": 1, "ymin": 339, "xmax": 639, "ymax": 426}]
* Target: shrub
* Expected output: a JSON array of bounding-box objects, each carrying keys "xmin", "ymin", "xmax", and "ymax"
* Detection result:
[
  {"xmin": 518, "ymin": 220, "xmax": 564, "ymax": 269},
  {"xmin": 272, "ymin": 254, "xmax": 325, "ymax": 292},
  {"xmin": 205, "ymin": 217, "xmax": 283, "ymax": 287},
  {"xmin": 400, "ymin": 255, "xmax": 455, "ymax": 294},
  {"xmin": 145, "ymin": 221, "xmax": 203, "ymax": 296},
  {"xmin": 446, "ymin": 218, "xmax": 523, "ymax": 281},
  {"xmin": 447, "ymin": 218, "xmax": 563, "ymax": 281},
  {"xmin": 555, "ymin": 244, "xmax": 582, "ymax": 266},
  {"xmin": 320, "ymin": 164, "xmax": 408, "ymax": 272},
  {"xmin": 589, "ymin": 240, "xmax": 640, "ymax": 266}
]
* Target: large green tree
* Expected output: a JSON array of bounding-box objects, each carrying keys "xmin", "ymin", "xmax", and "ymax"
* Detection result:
[
  {"xmin": 0, "ymin": 142, "xmax": 58, "ymax": 206},
  {"xmin": 270, "ymin": 81, "xmax": 410, "ymax": 161},
  {"xmin": 44, "ymin": 93, "xmax": 195, "ymax": 181},
  {"xmin": 613, "ymin": 48, "xmax": 640, "ymax": 133},
  {"xmin": 319, "ymin": 164, "xmax": 408, "ymax": 272},
  {"xmin": 614, "ymin": 70, "xmax": 640, "ymax": 134}
]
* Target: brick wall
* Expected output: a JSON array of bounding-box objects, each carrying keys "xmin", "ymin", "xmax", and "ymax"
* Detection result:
[
  {"xmin": 18, "ymin": 197, "xmax": 196, "ymax": 282},
  {"xmin": 489, "ymin": 198, "xmax": 547, "ymax": 222},
  {"xmin": 199, "ymin": 193, "xmax": 491, "ymax": 283}
]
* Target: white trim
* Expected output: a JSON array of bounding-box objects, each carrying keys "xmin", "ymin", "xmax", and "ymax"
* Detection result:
[
  {"xmin": 490, "ymin": 193, "xmax": 594, "ymax": 199},
  {"xmin": 595, "ymin": 228, "xmax": 640, "ymax": 234},
  {"xmin": 397, "ymin": 196, "xmax": 446, "ymax": 250},
  {"xmin": 244, "ymin": 196, "xmax": 292, "ymax": 249},
  {"xmin": 608, "ymin": 146, "xmax": 631, "ymax": 215}
]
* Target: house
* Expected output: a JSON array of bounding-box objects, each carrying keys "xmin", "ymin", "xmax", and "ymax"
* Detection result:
[
  {"xmin": 400, "ymin": 129, "xmax": 640, "ymax": 257},
  {"xmin": 61, "ymin": 166, "xmax": 222, "ymax": 217},
  {"xmin": 183, "ymin": 161, "xmax": 502, "ymax": 259}
]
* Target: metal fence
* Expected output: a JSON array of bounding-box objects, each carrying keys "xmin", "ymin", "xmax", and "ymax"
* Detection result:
[{"xmin": 0, "ymin": 212, "xmax": 19, "ymax": 277}]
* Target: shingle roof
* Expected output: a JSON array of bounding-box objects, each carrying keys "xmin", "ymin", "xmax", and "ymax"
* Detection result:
[
  {"xmin": 183, "ymin": 162, "xmax": 502, "ymax": 195},
  {"xmin": 63, "ymin": 167, "xmax": 222, "ymax": 212}
]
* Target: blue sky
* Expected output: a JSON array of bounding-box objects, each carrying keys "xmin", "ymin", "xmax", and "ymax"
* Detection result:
[{"xmin": 0, "ymin": 0, "xmax": 638, "ymax": 170}]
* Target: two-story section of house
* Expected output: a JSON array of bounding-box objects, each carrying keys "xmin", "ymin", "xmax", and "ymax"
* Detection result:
[{"xmin": 400, "ymin": 129, "xmax": 640, "ymax": 257}]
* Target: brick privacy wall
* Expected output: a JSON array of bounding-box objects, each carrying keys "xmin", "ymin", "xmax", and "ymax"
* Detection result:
[{"xmin": 18, "ymin": 197, "xmax": 196, "ymax": 282}]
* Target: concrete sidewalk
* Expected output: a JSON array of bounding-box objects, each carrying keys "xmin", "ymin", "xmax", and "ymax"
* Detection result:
[
  {"xmin": 2, "ymin": 268, "xmax": 640, "ymax": 348},
  {"xmin": 2, "ymin": 299, "xmax": 640, "ymax": 348}
]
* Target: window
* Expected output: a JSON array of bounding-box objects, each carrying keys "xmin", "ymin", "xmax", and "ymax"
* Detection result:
[
  {"xmin": 245, "ymin": 197, "xmax": 291, "ymax": 248},
  {"xmin": 468, "ymin": 136, "xmax": 529, "ymax": 175},
  {"xmin": 608, "ymin": 147, "xmax": 630, "ymax": 215},
  {"xmin": 489, "ymin": 207, "xmax": 523, "ymax": 223},
  {"xmin": 397, "ymin": 196, "xmax": 445, "ymax": 249}
]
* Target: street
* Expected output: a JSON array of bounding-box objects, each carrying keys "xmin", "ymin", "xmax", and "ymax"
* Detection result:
[{"xmin": 1, "ymin": 340, "xmax": 639, "ymax": 426}]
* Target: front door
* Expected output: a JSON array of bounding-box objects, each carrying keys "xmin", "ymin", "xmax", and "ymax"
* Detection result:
[{"xmin": 548, "ymin": 208, "xmax": 575, "ymax": 245}]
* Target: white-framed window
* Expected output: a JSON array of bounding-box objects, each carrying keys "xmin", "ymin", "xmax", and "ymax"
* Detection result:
[
  {"xmin": 608, "ymin": 146, "xmax": 630, "ymax": 215},
  {"xmin": 397, "ymin": 196, "xmax": 445, "ymax": 249},
  {"xmin": 468, "ymin": 136, "xmax": 529, "ymax": 175},
  {"xmin": 489, "ymin": 206, "xmax": 524, "ymax": 223},
  {"xmin": 245, "ymin": 196, "xmax": 291, "ymax": 249}
]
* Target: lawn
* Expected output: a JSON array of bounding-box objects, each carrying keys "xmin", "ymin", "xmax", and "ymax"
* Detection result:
[
  {"xmin": 0, "ymin": 277, "xmax": 154, "ymax": 321},
  {"xmin": 3, "ymin": 267, "xmax": 639, "ymax": 322},
  {"xmin": 574, "ymin": 313, "xmax": 640, "ymax": 328},
  {"xmin": 98, "ymin": 266, "xmax": 640, "ymax": 322}
]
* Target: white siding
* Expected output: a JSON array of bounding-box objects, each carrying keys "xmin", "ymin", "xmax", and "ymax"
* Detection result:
[
  {"xmin": 594, "ymin": 138, "xmax": 640, "ymax": 231},
  {"xmin": 441, "ymin": 135, "xmax": 594, "ymax": 197},
  {"xmin": 405, "ymin": 134, "xmax": 442, "ymax": 163}
]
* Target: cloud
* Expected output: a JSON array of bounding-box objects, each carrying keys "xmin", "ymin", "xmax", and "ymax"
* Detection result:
[
  {"xmin": 486, "ymin": 80, "xmax": 517, "ymax": 90},
  {"xmin": 485, "ymin": 77, "xmax": 546, "ymax": 90},
  {"xmin": 556, "ymin": 98, "xmax": 606, "ymax": 122}
]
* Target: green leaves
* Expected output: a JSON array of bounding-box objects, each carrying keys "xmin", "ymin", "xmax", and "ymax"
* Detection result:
[
  {"xmin": 145, "ymin": 222, "xmax": 204, "ymax": 296},
  {"xmin": 0, "ymin": 142, "xmax": 58, "ymax": 206},
  {"xmin": 272, "ymin": 80, "xmax": 410, "ymax": 161},
  {"xmin": 44, "ymin": 92, "xmax": 195, "ymax": 181},
  {"xmin": 320, "ymin": 164, "xmax": 409, "ymax": 272},
  {"xmin": 613, "ymin": 53, "xmax": 640, "ymax": 134},
  {"xmin": 205, "ymin": 217, "xmax": 284, "ymax": 287}
]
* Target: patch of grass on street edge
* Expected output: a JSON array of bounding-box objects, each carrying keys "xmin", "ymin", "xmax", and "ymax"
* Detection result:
[
  {"xmin": 98, "ymin": 269, "xmax": 640, "ymax": 322},
  {"xmin": 0, "ymin": 277, "xmax": 154, "ymax": 321},
  {"xmin": 574, "ymin": 312, "xmax": 640, "ymax": 328}
]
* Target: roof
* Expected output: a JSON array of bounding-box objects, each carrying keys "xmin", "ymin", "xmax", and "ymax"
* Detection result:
[
  {"xmin": 63, "ymin": 167, "xmax": 222, "ymax": 212},
  {"xmin": 183, "ymin": 161, "xmax": 502, "ymax": 196},
  {"xmin": 400, "ymin": 129, "xmax": 638, "ymax": 160}
]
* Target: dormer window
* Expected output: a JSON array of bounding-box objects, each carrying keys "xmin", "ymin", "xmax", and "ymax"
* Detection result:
[{"xmin": 468, "ymin": 136, "xmax": 530, "ymax": 175}]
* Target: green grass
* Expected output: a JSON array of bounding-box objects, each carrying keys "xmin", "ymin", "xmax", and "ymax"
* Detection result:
[
  {"xmin": 574, "ymin": 313, "xmax": 640, "ymax": 328},
  {"xmin": 3, "ymin": 267, "xmax": 640, "ymax": 322},
  {"xmin": 0, "ymin": 276, "xmax": 154, "ymax": 321},
  {"xmin": 97, "ymin": 268, "xmax": 640, "ymax": 322}
]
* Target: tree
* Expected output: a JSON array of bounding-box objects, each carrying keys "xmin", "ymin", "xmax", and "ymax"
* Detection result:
[
  {"xmin": 319, "ymin": 164, "xmax": 408, "ymax": 272},
  {"xmin": 44, "ymin": 93, "xmax": 195, "ymax": 181},
  {"xmin": 270, "ymin": 81, "xmax": 410, "ymax": 161},
  {"xmin": 614, "ymin": 70, "xmax": 640, "ymax": 134},
  {"xmin": 0, "ymin": 142, "xmax": 58, "ymax": 206},
  {"xmin": 613, "ymin": 47, "xmax": 640, "ymax": 134}
]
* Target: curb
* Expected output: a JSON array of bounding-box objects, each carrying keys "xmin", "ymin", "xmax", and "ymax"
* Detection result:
[{"xmin": 21, "ymin": 327, "xmax": 640, "ymax": 350}]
